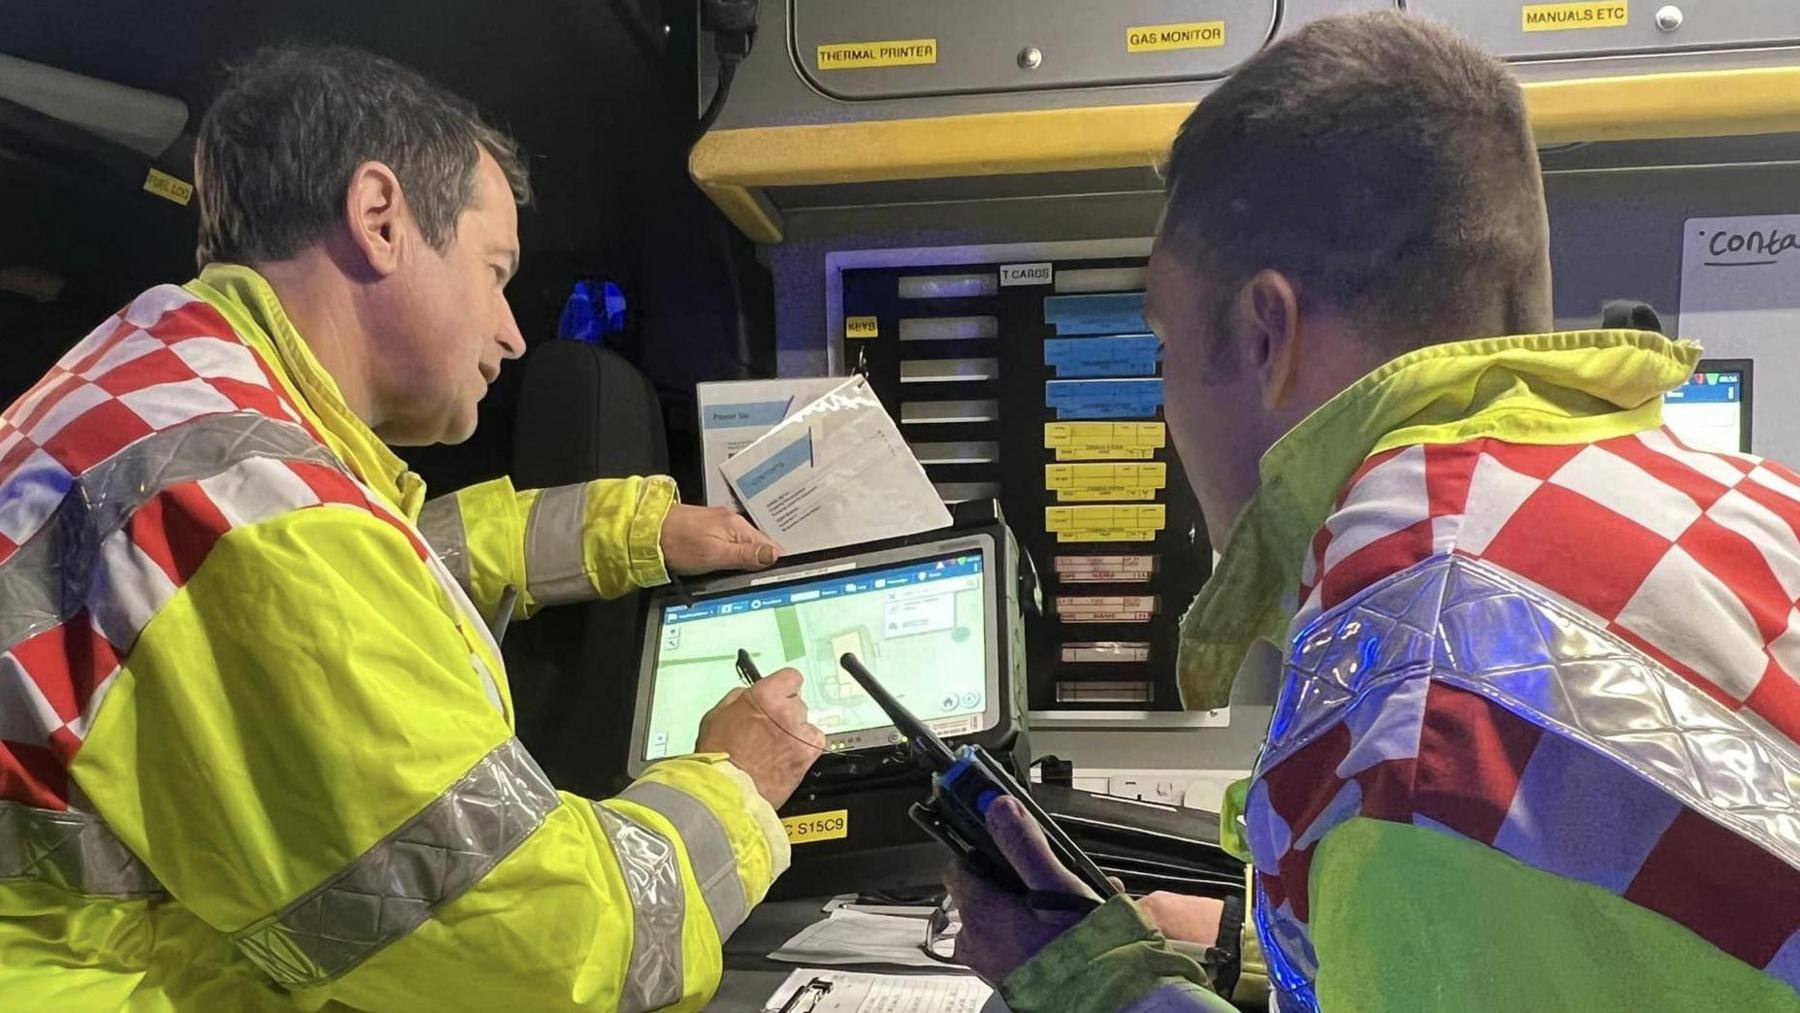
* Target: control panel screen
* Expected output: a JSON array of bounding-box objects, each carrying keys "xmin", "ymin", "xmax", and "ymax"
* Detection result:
[
  {"xmin": 1664, "ymin": 368, "xmax": 1746, "ymax": 453},
  {"xmin": 643, "ymin": 552, "xmax": 990, "ymax": 760}
]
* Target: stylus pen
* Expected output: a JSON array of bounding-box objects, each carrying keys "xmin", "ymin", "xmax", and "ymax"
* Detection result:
[{"xmin": 735, "ymin": 648, "xmax": 763, "ymax": 687}]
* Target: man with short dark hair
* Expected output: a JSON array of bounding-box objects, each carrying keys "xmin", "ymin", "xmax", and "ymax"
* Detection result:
[
  {"xmin": 0, "ymin": 44, "xmax": 824, "ymax": 1009},
  {"xmin": 949, "ymin": 13, "xmax": 1800, "ymax": 1012}
]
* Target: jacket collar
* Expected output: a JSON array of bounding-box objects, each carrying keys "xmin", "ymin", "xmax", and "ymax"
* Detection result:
[
  {"xmin": 1177, "ymin": 329, "xmax": 1702, "ymax": 709},
  {"xmin": 186, "ymin": 264, "xmax": 426, "ymax": 517}
]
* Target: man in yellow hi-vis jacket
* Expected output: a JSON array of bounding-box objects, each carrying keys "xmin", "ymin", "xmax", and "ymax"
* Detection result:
[{"xmin": 0, "ymin": 44, "xmax": 825, "ymax": 1010}]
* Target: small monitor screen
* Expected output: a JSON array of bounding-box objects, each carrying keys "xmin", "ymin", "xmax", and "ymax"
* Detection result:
[
  {"xmin": 1663, "ymin": 367, "xmax": 1747, "ymax": 453},
  {"xmin": 642, "ymin": 552, "xmax": 990, "ymax": 761}
]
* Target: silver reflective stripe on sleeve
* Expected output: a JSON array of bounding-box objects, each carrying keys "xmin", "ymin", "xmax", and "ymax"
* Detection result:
[
  {"xmin": 415, "ymin": 494, "xmax": 472, "ymax": 595},
  {"xmin": 617, "ymin": 780, "xmax": 751, "ymax": 944},
  {"xmin": 592, "ymin": 803, "xmax": 686, "ymax": 1012},
  {"xmin": 524, "ymin": 482, "xmax": 594, "ymax": 606},
  {"xmin": 234, "ymin": 737, "xmax": 559, "ymax": 988},
  {"xmin": 0, "ymin": 412, "xmax": 337, "ymax": 650},
  {"xmin": 0, "ymin": 800, "xmax": 165, "ymax": 898}
]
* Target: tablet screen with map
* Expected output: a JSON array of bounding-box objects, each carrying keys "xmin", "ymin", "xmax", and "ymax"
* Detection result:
[{"xmin": 641, "ymin": 550, "xmax": 994, "ymax": 761}]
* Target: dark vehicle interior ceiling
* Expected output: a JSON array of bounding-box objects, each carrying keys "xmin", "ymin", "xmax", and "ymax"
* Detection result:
[{"xmin": 0, "ymin": 0, "xmax": 775, "ymax": 498}]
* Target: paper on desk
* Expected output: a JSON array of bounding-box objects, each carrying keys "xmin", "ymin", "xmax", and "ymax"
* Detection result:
[
  {"xmin": 722, "ymin": 376, "xmax": 951, "ymax": 556},
  {"xmin": 770, "ymin": 909, "xmax": 964, "ymax": 970},
  {"xmin": 762, "ymin": 969, "xmax": 994, "ymax": 1013},
  {"xmin": 821, "ymin": 894, "xmax": 939, "ymax": 919}
]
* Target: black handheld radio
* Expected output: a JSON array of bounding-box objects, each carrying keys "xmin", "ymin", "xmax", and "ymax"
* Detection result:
[{"xmin": 836, "ymin": 652, "xmax": 1119, "ymax": 903}]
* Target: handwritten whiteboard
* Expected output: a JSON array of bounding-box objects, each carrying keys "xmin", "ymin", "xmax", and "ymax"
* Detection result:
[{"xmin": 1678, "ymin": 214, "xmax": 1800, "ymax": 463}]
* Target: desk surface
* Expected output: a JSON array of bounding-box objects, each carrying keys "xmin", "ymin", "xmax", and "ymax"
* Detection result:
[
  {"xmin": 712, "ymin": 895, "xmax": 975, "ymax": 1011},
  {"xmin": 712, "ymin": 896, "xmax": 828, "ymax": 1011}
]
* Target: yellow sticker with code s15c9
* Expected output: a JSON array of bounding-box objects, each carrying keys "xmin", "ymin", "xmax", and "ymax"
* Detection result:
[
  {"xmin": 1522, "ymin": 1, "xmax": 1628, "ymax": 31},
  {"xmin": 782, "ymin": 809, "xmax": 849, "ymax": 844}
]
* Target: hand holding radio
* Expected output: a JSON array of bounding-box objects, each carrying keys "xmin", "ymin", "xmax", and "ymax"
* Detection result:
[
  {"xmin": 834, "ymin": 653, "xmax": 1118, "ymax": 900},
  {"xmin": 943, "ymin": 795, "xmax": 1101, "ymax": 984}
]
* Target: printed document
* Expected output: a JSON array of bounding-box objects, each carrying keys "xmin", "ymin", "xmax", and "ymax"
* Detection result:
[
  {"xmin": 762, "ymin": 969, "xmax": 994, "ymax": 1013},
  {"xmin": 722, "ymin": 376, "xmax": 951, "ymax": 555}
]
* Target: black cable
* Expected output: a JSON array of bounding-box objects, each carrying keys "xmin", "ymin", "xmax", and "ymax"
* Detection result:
[
  {"xmin": 695, "ymin": 57, "xmax": 738, "ymax": 137},
  {"xmin": 695, "ymin": 0, "xmax": 758, "ymax": 139}
]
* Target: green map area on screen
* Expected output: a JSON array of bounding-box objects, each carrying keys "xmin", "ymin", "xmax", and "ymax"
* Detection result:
[{"xmin": 644, "ymin": 559, "xmax": 988, "ymax": 760}]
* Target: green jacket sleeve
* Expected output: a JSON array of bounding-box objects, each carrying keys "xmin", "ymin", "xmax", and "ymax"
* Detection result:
[
  {"xmin": 1002, "ymin": 897, "xmax": 1236, "ymax": 1013},
  {"xmin": 1308, "ymin": 818, "xmax": 1800, "ymax": 1013},
  {"xmin": 73, "ymin": 499, "xmax": 783, "ymax": 1011},
  {"xmin": 416, "ymin": 473, "xmax": 678, "ymax": 619}
]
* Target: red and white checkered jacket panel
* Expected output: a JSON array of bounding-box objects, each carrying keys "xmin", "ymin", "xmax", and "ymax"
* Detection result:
[
  {"xmin": 1254, "ymin": 553, "xmax": 1800, "ymax": 996},
  {"xmin": 0, "ymin": 286, "xmax": 389, "ymax": 811},
  {"xmin": 1293, "ymin": 429, "xmax": 1800, "ymax": 746},
  {"xmin": 1254, "ymin": 428, "xmax": 1800, "ymax": 999},
  {"xmin": 0, "ymin": 286, "xmax": 322, "ymax": 556}
]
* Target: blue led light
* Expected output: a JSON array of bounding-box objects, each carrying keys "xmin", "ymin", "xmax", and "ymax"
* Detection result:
[{"xmin": 557, "ymin": 280, "xmax": 629, "ymax": 344}]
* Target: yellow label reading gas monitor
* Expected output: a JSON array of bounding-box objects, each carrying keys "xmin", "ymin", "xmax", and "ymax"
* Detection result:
[
  {"xmin": 1522, "ymin": 2, "xmax": 1628, "ymax": 31},
  {"xmin": 1127, "ymin": 21, "xmax": 1226, "ymax": 53},
  {"xmin": 143, "ymin": 168, "xmax": 194, "ymax": 206},
  {"xmin": 846, "ymin": 316, "xmax": 880, "ymax": 339},
  {"xmin": 817, "ymin": 38, "xmax": 938, "ymax": 71},
  {"xmin": 782, "ymin": 809, "xmax": 850, "ymax": 844}
]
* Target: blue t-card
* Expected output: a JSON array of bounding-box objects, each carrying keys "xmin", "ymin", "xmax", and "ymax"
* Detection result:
[
  {"xmin": 1045, "ymin": 379, "xmax": 1165, "ymax": 419},
  {"xmin": 1043, "ymin": 293, "xmax": 1149, "ymax": 336},
  {"xmin": 1044, "ymin": 335, "xmax": 1161, "ymax": 378}
]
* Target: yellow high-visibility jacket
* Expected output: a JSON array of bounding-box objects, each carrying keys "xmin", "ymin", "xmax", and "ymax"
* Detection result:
[
  {"xmin": 0, "ymin": 264, "xmax": 788, "ymax": 1010},
  {"xmin": 1003, "ymin": 332, "xmax": 1800, "ymax": 1012}
]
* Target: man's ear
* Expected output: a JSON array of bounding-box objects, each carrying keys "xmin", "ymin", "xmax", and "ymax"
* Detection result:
[
  {"xmin": 342, "ymin": 161, "xmax": 407, "ymax": 277},
  {"xmin": 1235, "ymin": 270, "xmax": 1304, "ymax": 411}
]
